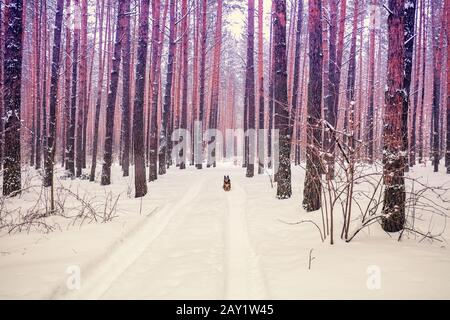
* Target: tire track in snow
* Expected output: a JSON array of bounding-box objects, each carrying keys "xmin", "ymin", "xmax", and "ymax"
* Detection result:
[
  {"xmin": 53, "ymin": 177, "xmax": 206, "ymax": 299},
  {"xmin": 223, "ymin": 181, "xmax": 269, "ymax": 299}
]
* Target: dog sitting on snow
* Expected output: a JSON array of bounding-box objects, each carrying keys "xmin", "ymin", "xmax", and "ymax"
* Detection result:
[{"xmin": 223, "ymin": 175, "xmax": 231, "ymax": 191}]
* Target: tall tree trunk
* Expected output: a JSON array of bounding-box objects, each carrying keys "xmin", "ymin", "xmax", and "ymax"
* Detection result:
[
  {"xmin": 268, "ymin": 4, "xmax": 274, "ymax": 169},
  {"xmin": 190, "ymin": 0, "xmax": 199, "ymax": 166},
  {"xmin": 0, "ymin": 1, "xmax": 4, "ymax": 170},
  {"xmin": 179, "ymin": 0, "xmax": 190, "ymax": 169},
  {"xmin": 89, "ymin": 0, "xmax": 108, "ymax": 181},
  {"xmin": 381, "ymin": 0, "xmax": 406, "ymax": 233},
  {"xmin": 402, "ymin": 0, "xmax": 416, "ymax": 171},
  {"xmin": 343, "ymin": 0, "xmax": 359, "ymax": 239},
  {"xmin": 196, "ymin": 0, "xmax": 207, "ymax": 169},
  {"xmin": 81, "ymin": 0, "xmax": 89, "ymax": 169},
  {"xmin": 42, "ymin": 2, "xmax": 48, "ymax": 172},
  {"xmin": 76, "ymin": 0, "xmax": 87, "ymax": 177},
  {"xmin": 410, "ymin": 0, "xmax": 423, "ymax": 167},
  {"xmin": 257, "ymin": 0, "xmax": 265, "ymax": 174},
  {"xmin": 418, "ymin": 1, "xmax": 427, "ymax": 163},
  {"xmin": 159, "ymin": 0, "xmax": 175, "ymax": 175},
  {"xmin": 67, "ymin": 1, "xmax": 80, "ymax": 177},
  {"xmin": 431, "ymin": 0, "xmax": 443, "ymax": 172},
  {"xmin": 324, "ymin": 0, "xmax": 338, "ymax": 177},
  {"xmin": 245, "ymin": 0, "xmax": 256, "ymax": 177},
  {"xmin": 149, "ymin": 0, "xmax": 162, "ymax": 180},
  {"xmin": 100, "ymin": 0, "xmax": 127, "ymax": 185},
  {"xmin": 121, "ymin": 0, "xmax": 131, "ymax": 177},
  {"xmin": 43, "ymin": 0, "xmax": 65, "ymax": 214},
  {"xmin": 303, "ymin": 0, "xmax": 323, "ymax": 210},
  {"xmin": 63, "ymin": 0, "xmax": 72, "ymax": 170},
  {"xmin": 445, "ymin": 0, "xmax": 450, "ymax": 173},
  {"xmin": 366, "ymin": 0, "xmax": 378, "ymax": 163},
  {"xmin": 133, "ymin": 0, "xmax": 150, "ymax": 197},
  {"xmin": 291, "ymin": 0, "xmax": 303, "ymax": 159},
  {"xmin": 32, "ymin": 0, "xmax": 42, "ymax": 169},
  {"xmin": 2, "ymin": 0, "xmax": 23, "ymax": 196},
  {"xmin": 273, "ymin": 0, "xmax": 291, "ymax": 198}
]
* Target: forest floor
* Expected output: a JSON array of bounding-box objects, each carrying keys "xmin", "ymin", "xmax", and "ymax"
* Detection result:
[{"xmin": 0, "ymin": 162, "xmax": 450, "ymax": 299}]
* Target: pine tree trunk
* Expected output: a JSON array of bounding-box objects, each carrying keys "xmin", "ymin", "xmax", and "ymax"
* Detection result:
[
  {"xmin": 67, "ymin": 1, "xmax": 80, "ymax": 177},
  {"xmin": 418, "ymin": 2, "xmax": 427, "ymax": 163},
  {"xmin": 257, "ymin": 0, "xmax": 265, "ymax": 174},
  {"xmin": 80, "ymin": 0, "xmax": 88, "ymax": 169},
  {"xmin": 324, "ymin": 0, "xmax": 339, "ymax": 178},
  {"xmin": 245, "ymin": 0, "xmax": 255, "ymax": 177},
  {"xmin": 431, "ymin": 0, "xmax": 443, "ymax": 172},
  {"xmin": 196, "ymin": 0, "xmax": 207, "ymax": 169},
  {"xmin": 445, "ymin": 0, "xmax": 450, "ymax": 173},
  {"xmin": 100, "ymin": 0, "xmax": 127, "ymax": 185},
  {"xmin": 2, "ymin": 0, "xmax": 23, "ymax": 196},
  {"xmin": 268, "ymin": 6, "xmax": 274, "ymax": 169},
  {"xmin": 120, "ymin": 0, "xmax": 131, "ymax": 177},
  {"xmin": 42, "ymin": 2, "xmax": 48, "ymax": 172},
  {"xmin": 191, "ymin": 0, "xmax": 200, "ymax": 166},
  {"xmin": 273, "ymin": 0, "xmax": 291, "ymax": 198},
  {"xmin": 367, "ymin": 0, "xmax": 378, "ymax": 163},
  {"xmin": 76, "ymin": 0, "xmax": 87, "ymax": 177},
  {"xmin": 148, "ymin": 0, "xmax": 162, "ymax": 181},
  {"xmin": 132, "ymin": 0, "xmax": 150, "ymax": 197},
  {"xmin": 43, "ymin": 0, "xmax": 65, "ymax": 213},
  {"xmin": 179, "ymin": 0, "xmax": 190, "ymax": 169},
  {"xmin": 402, "ymin": 0, "xmax": 416, "ymax": 172},
  {"xmin": 381, "ymin": 0, "xmax": 406, "ymax": 233},
  {"xmin": 0, "ymin": 2, "xmax": 3, "ymax": 170},
  {"xmin": 159, "ymin": 0, "xmax": 175, "ymax": 175},
  {"xmin": 291, "ymin": 0, "xmax": 303, "ymax": 165},
  {"xmin": 303, "ymin": 0, "xmax": 323, "ymax": 210},
  {"xmin": 89, "ymin": 0, "xmax": 107, "ymax": 181},
  {"xmin": 410, "ymin": 0, "xmax": 423, "ymax": 167}
]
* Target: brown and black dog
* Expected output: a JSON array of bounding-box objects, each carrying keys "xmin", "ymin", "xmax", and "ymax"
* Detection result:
[{"xmin": 223, "ymin": 175, "xmax": 231, "ymax": 191}]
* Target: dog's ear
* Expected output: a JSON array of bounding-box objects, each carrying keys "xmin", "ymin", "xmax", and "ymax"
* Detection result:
[{"xmin": 224, "ymin": 175, "xmax": 226, "ymax": 180}]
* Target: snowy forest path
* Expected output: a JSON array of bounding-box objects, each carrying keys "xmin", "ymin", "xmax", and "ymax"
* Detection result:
[
  {"xmin": 54, "ymin": 174, "xmax": 208, "ymax": 299},
  {"xmin": 53, "ymin": 167, "xmax": 269, "ymax": 299},
  {"xmin": 223, "ymin": 181, "xmax": 269, "ymax": 299}
]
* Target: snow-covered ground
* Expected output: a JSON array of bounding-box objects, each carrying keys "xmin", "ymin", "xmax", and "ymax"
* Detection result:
[{"xmin": 0, "ymin": 162, "xmax": 449, "ymax": 299}]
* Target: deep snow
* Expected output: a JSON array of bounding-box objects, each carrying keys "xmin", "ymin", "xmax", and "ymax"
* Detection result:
[{"xmin": 0, "ymin": 162, "xmax": 449, "ymax": 299}]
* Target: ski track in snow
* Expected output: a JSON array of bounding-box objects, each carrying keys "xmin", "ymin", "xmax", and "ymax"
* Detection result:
[
  {"xmin": 53, "ymin": 176, "xmax": 207, "ymax": 299},
  {"xmin": 53, "ymin": 171, "xmax": 269, "ymax": 299},
  {"xmin": 224, "ymin": 182, "xmax": 268, "ymax": 299}
]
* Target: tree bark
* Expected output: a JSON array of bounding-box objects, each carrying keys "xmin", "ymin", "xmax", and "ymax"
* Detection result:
[
  {"xmin": 245, "ymin": 0, "xmax": 255, "ymax": 176},
  {"xmin": 132, "ymin": 0, "xmax": 150, "ymax": 197},
  {"xmin": 257, "ymin": 0, "xmax": 265, "ymax": 174},
  {"xmin": 445, "ymin": 0, "xmax": 450, "ymax": 173},
  {"xmin": 159, "ymin": 0, "xmax": 175, "ymax": 175},
  {"xmin": 401, "ymin": 0, "xmax": 416, "ymax": 171},
  {"xmin": 273, "ymin": 0, "xmax": 291, "ymax": 198},
  {"xmin": 76, "ymin": 0, "xmax": 87, "ymax": 177},
  {"xmin": 179, "ymin": 0, "xmax": 190, "ymax": 169},
  {"xmin": 381, "ymin": 0, "xmax": 406, "ymax": 233},
  {"xmin": 366, "ymin": 0, "xmax": 378, "ymax": 163},
  {"xmin": 100, "ymin": 0, "xmax": 127, "ymax": 185},
  {"xmin": 410, "ymin": 0, "xmax": 423, "ymax": 167},
  {"xmin": 120, "ymin": 0, "xmax": 131, "ymax": 177},
  {"xmin": 148, "ymin": 0, "xmax": 162, "ymax": 180},
  {"xmin": 196, "ymin": 0, "xmax": 207, "ymax": 169},
  {"xmin": 303, "ymin": 0, "xmax": 323, "ymax": 210},
  {"xmin": 2, "ymin": 0, "xmax": 23, "ymax": 196},
  {"xmin": 89, "ymin": 0, "xmax": 107, "ymax": 181},
  {"xmin": 43, "ymin": 0, "xmax": 65, "ymax": 214},
  {"xmin": 431, "ymin": 0, "xmax": 443, "ymax": 172}
]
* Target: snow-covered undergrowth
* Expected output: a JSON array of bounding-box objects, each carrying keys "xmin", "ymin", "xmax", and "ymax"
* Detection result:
[{"xmin": 0, "ymin": 162, "xmax": 449, "ymax": 299}]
